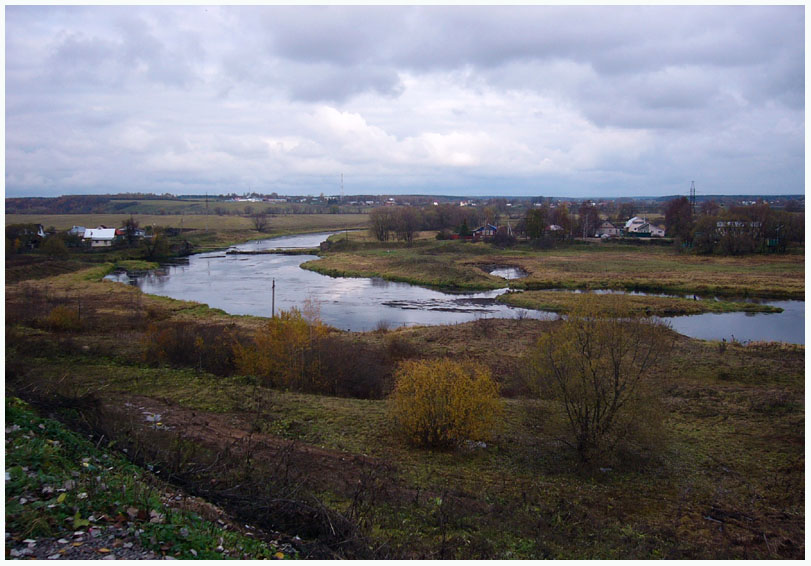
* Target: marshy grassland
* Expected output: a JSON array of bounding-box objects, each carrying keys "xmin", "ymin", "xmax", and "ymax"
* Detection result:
[
  {"xmin": 304, "ymin": 230, "xmax": 804, "ymax": 302},
  {"xmin": 495, "ymin": 289, "xmax": 782, "ymax": 316},
  {"xmin": 5, "ymin": 249, "xmax": 805, "ymax": 558}
]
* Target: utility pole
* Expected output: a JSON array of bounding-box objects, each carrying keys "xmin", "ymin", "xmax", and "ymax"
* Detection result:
[{"xmin": 271, "ymin": 278, "xmax": 275, "ymax": 318}]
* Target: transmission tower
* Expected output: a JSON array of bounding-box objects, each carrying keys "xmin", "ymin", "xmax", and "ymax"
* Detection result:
[{"xmin": 689, "ymin": 181, "xmax": 696, "ymax": 216}]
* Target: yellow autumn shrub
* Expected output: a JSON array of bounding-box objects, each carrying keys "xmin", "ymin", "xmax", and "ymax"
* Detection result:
[
  {"xmin": 234, "ymin": 307, "xmax": 328, "ymax": 389},
  {"xmin": 390, "ymin": 359, "xmax": 502, "ymax": 449},
  {"xmin": 46, "ymin": 305, "xmax": 82, "ymax": 331}
]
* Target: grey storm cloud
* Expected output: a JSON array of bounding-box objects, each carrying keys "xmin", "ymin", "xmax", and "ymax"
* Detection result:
[{"xmin": 4, "ymin": 5, "xmax": 804, "ymax": 197}]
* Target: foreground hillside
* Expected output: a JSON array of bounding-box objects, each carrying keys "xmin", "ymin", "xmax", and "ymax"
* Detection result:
[
  {"xmin": 5, "ymin": 398, "xmax": 300, "ymax": 559},
  {"xmin": 5, "ymin": 258, "xmax": 804, "ymax": 559}
]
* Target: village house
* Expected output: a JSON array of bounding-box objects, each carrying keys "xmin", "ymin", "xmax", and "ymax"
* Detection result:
[
  {"xmin": 624, "ymin": 216, "xmax": 665, "ymax": 237},
  {"xmin": 472, "ymin": 224, "xmax": 499, "ymax": 241},
  {"xmin": 83, "ymin": 228, "xmax": 117, "ymax": 247},
  {"xmin": 115, "ymin": 226, "xmax": 146, "ymax": 239},
  {"xmin": 594, "ymin": 220, "xmax": 621, "ymax": 238}
]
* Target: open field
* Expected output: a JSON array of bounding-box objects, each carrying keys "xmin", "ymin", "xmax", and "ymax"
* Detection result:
[
  {"xmin": 305, "ymin": 233, "xmax": 804, "ymax": 299},
  {"xmin": 5, "ymin": 260, "xmax": 805, "ymax": 558},
  {"xmin": 6, "ymin": 212, "xmax": 368, "ymax": 233},
  {"xmin": 7, "ymin": 212, "xmax": 368, "ymax": 252}
]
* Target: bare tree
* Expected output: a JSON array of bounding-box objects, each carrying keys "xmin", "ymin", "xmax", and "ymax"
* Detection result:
[
  {"xmin": 369, "ymin": 207, "xmax": 394, "ymax": 241},
  {"xmin": 251, "ymin": 212, "xmax": 270, "ymax": 232},
  {"xmin": 527, "ymin": 295, "xmax": 673, "ymax": 463},
  {"xmin": 393, "ymin": 207, "xmax": 421, "ymax": 245},
  {"xmin": 123, "ymin": 215, "xmax": 140, "ymax": 246},
  {"xmin": 141, "ymin": 227, "xmax": 170, "ymax": 260}
]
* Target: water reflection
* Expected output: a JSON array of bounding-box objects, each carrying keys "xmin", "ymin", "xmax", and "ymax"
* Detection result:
[
  {"xmin": 666, "ymin": 300, "xmax": 804, "ymax": 344},
  {"xmin": 489, "ymin": 266, "xmax": 528, "ymax": 280},
  {"xmin": 105, "ymin": 231, "xmax": 804, "ymax": 343}
]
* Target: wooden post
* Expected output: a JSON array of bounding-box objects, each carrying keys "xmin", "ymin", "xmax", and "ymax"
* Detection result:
[{"xmin": 272, "ymin": 278, "xmax": 275, "ymax": 318}]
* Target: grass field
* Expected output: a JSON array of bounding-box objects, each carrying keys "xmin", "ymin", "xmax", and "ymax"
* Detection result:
[
  {"xmin": 6, "ymin": 212, "xmax": 368, "ymax": 233},
  {"xmin": 7, "ymin": 212, "xmax": 369, "ymax": 253},
  {"xmin": 305, "ymin": 232, "xmax": 804, "ymax": 299},
  {"xmin": 5, "ymin": 261, "xmax": 805, "ymax": 558}
]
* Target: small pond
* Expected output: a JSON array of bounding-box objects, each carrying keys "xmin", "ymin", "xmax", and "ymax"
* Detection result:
[
  {"xmin": 105, "ymin": 232, "xmax": 804, "ymax": 344},
  {"xmin": 488, "ymin": 266, "xmax": 529, "ymax": 280}
]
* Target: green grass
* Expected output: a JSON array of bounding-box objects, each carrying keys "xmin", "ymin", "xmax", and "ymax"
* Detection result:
[
  {"xmin": 115, "ymin": 260, "xmax": 160, "ymax": 271},
  {"xmin": 496, "ymin": 289, "xmax": 783, "ymax": 316},
  {"xmin": 5, "ymin": 397, "xmax": 291, "ymax": 560}
]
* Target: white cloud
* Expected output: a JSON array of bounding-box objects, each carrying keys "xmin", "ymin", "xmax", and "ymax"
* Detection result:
[{"xmin": 4, "ymin": 5, "xmax": 804, "ymax": 197}]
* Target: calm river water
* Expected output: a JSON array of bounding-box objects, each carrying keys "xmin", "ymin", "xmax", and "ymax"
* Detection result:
[{"xmin": 106, "ymin": 232, "xmax": 805, "ymax": 344}]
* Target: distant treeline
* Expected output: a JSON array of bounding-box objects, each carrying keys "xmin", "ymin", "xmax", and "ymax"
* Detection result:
[
  {"xmin": 4, "ymin": 193, "xmax": 197, "ymax": 214},
  {"xmin": 6, "ymin": 195, "xmax": 114, "ymax": 214}
]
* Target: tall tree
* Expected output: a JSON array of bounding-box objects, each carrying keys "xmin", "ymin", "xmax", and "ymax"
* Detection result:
[
  {"xmin": 251, "ymin": 212, "xmax": 270, "ymax": 232},
  {"xmin": 123, "ymin": 215, "xmax": 140, "ymax": 245},
  {"xmin": 369, "ymin": 207, "xmax": 394, "ymax": 241},
  {"xmin": 549, "ymin": 204, "xmax": 572, "ymax": 237},
  {"xmin": 664, "ymin": 196, "xmax": 693, "ymax": 241},
  {"xmin": 393, "ymin": 207, "xmax": 421, "ymax": 245},
  {"xmin": 699, "ymin": 200, "xmax": 720, "ymax": 216},
  {"xmin": 617, "ymin": 201, "xmax": 636, "ymax": 223},
  {"xmin": 141, "ymin": 228, "xmax": 170, "ymax": 260},
  {"xmin": 525, "ymin": 206, "xmax": 548, "ymax": 239},
  {"xmin": 577, "ymin": 202, "xmax": 601, "ymax": 237}
]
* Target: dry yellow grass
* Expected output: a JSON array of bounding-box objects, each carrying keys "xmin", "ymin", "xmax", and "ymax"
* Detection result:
[
  {"xmin": 6, "ymin": 213, "xmax": 368, "ymax": 232},
  {"xmin": 308, "ymin": 238, "xmax": 804, "ymax": 298}
]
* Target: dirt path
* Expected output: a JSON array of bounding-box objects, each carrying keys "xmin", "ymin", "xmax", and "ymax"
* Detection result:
[{"xmin": 104, "ymin": 393, "xmax": 392, "ymax": 491}]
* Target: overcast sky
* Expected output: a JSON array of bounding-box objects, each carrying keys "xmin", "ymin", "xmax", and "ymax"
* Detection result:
[{"xmin": 5, "ymin": 5, "xmax": 805, "ymax": 198}]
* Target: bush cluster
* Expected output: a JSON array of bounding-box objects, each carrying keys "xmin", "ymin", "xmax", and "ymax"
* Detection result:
[
  {"xmin": 389, "ymin": 359, "xmax": 502, "ymax": 449},
  {"xmin": 46, "ymin": 306, "xmax": 82, "ymax": 332},
  {"xmin": 142, "ymin": 321, "xmax": 239, "ymax": 376}
]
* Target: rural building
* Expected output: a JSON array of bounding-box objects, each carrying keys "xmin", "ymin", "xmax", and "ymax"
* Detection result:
[
  {"xmin": 649, "ymin": 225, "xmax": 665, "ymax": 237},
  {"xmin": 115, "ymin": 227, "xmax": 146, "ymax": 239},
  {"xmin": 472, "ymin": 224, "xmax": 499, "ymax": 240},
  {"xmin": 595, "ymin": 221, "xmax": 621, "ymax": 238},
  {"xmin": 624, "ymin": 217, "xmax": 665, "ymax": 237},
  {"xmin": 68, "ymin": 226, "xmax": 87, "ymax": 236},
  {"xmin": 83, "ymin": 228, "xmax": 117, "ymax": 247},
  {"xmin": 715, "ymin": 220, "xmax": 762, "ymax": 233}
]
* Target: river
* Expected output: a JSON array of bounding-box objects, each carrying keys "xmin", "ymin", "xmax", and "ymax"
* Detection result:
[{"xmin": 105, "ymin": 231, "xmax": 804, "ymax": 344}]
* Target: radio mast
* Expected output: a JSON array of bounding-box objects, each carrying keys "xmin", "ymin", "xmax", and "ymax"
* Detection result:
[{"xmin": 689, "ymin": 181, "xmax": 696, "ymax": 216}]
